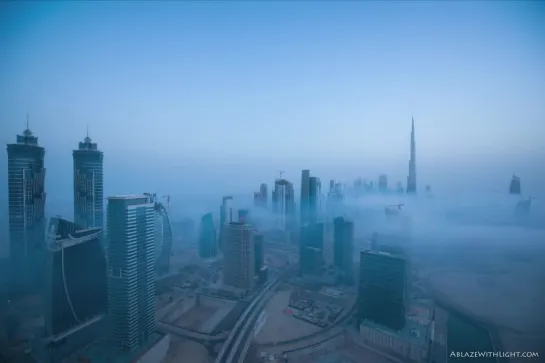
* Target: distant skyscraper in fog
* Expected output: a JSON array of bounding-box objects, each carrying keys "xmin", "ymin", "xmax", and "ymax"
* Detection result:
[
  {"xmin": 254, "ymin": 183, "xmax": 268, "ymax": 208},
  {"xmin": 406, "ymin": 117, "xmax": 417, "ymax": 194},
  {"xmin": 509, "ymin": 175, "xmax": 521, "ymax": 195},
  {"xmin": 300, "ymin": 170, "xmax": 310, "ymax": 224},
  {"xmin": 106, "ymin": 195, "xmax": 156, "ymax": 351},
  {"xmin": 333, "ymin": 217, "xmax": 354, "ymax": 283},
  {"xmin": 272, "ymin": 179, "xmax": 296, "ymax": 231},
  {"xmin": 199, "ymin": 213, "xmax": 217, "ymax": 259},
  {"xmin": 219, "ymin": 196, "xmax": 234, "ymax": 252},
  {"xmin": 378, "ymin": 175, "xmax": 388, "ymax": 192},
  {"xmin": 7, "ymin": 120, "xmax": 46, "ymax": 295},
  {"xmin": 308, "ymin": 176, "xmax": 320, "ymax": 223},
  {"xmin": 73, "ymin": 130, "xmax": 104, "ymax": 229}
]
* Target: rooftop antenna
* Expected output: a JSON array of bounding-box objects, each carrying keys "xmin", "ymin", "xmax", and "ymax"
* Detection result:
[
  {"xmin": 86, "ymin": 124, "xmax": 89, "ymax": 138},
  {"xmin": 26, "ymin": 113, "xmax": 29, "ymax": 130},
  {"xmin": 279, "ymin": 170, "xmax": 284, "ymax": 179}
]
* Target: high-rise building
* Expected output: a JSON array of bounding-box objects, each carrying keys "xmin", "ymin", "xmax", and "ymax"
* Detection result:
[
  {"xmin": 509, "ymin": 175, "xmax": 521, "ymax": 195},
  {"xmin": 7, "ymin": 122, "xmax": 46, "ymax": 295},
  {"xmin": 223, "ymin": 222, "xmax": 255, "ymax": 290},
  {"xmin": 254, "ymin": 183, "xmax": 268, "ymax": 208},
  {"xmin": 378, "ymin": 175, "xmax": 388, "ymax": 192},
  {"xmin": 144, "ymin": 193, "xmax": 173, "ymax": 275},
  {"xmin": 254, "ymin": 234, "xmax": 264, "ymax": 275},
  {"xmin": 238, "ymin": 209, "xmax": 249, "ymax": 224},
  {"xmin": 73, "ymin": 131, "xmax": 103, "ymax": 229},
  {"xmin": 272, "ymin": 179, "xmax": 296, "ymax": 231},
  {"xmin": 406, "ymin": 117, "xmax": 417, "ymax": 194},
  {"xmin": 219, "ymin": 196, "xmax": 233, "ymax": 252},
  {"xmin": 301, "ymin": 247, "xmax": 324, "ymax": 276},
  {"xmin": 43, "ymin": 217, "xmax": 107, "ymax": 362},
  {"xmin": 358, "ymin": 250, "xmax": 407, "ymax": 331},
  {"xmin": 300, "ymin": 170, "xmax": 310, "ymax": 224},
  {"xmin": 106, "ymin": 195, "xmax": 156, "ymax": 351},
  {"xmin": 308, "ymin": 176, "xmax": 319, "ymax": 223},
  {"xmin": 327, "ymin": 180, "xmax": 343, "ymax": 218},
  {"xmin": 299, "ymin": 223, "xmax": 324, "ymax": 276},
  {"xmin": 333, "ymin": 217, "xmax": 354, "ymax": 283},
  {"xmin": 199, "ymin": 212, "xmax": 217, "ymax": 259}
]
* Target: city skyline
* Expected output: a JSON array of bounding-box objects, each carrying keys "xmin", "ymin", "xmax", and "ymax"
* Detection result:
[{"xmin": 1, "ymin": 1, "xmax": 545, "ymax": 199}]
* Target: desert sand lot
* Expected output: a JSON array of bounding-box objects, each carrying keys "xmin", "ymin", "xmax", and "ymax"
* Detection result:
[
  {"xmin": 414, "ymin": 228, "xmax": 545, "ymax": 362},
  {"xmin": 164, "ymin": 337, "xmax": 209, "ymax": 363},
  {"xmin": 255, "ymin": 289, "xmax": 321, "ymax": 344}
]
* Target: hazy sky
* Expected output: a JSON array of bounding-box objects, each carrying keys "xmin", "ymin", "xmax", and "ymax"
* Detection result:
[{"xmin": 1, "ymin": 1, "xmax": 544, "ymax": 199}]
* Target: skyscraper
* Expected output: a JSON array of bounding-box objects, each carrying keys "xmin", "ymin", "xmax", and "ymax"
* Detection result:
[
  {"xmin": 254, "ymin": 183, "xmax": 268, "ymax": 208},
  {"xmin": 300, "ymin": 170, "xmax": 310, "ymax": 224},
  {"xmin": 308, "ymin": 176, "xmax": 319, "ymax": 223},
  {"xmin": 254, "ymin": 234, "xmax": 264, "ymax": 276},
  {"xmin": 199, "ymin": 212, "xmax": 217, "ymax": 259},
  {"xmin": 73, "ymin": 130, "xmax": 104, "ymax": 229},
  {"xmin": 406, "ymin": 117, "xmax": 417, "ymax": 194},
  {"xmin": 106, "ymin": 195, "xmax": 156, "ymax": 351},
  {"xmin": 272, "ymin": 178, "xmax": 296, "ymax": 231},
  {"xmin": 299, "ymin": 223, "xmax": 324, "ymax": 276},
  {"xmin": 146, "ymin": 193, "xmax": 173, "ymax": 275},
  {"xmin": 44, "ymin": 217, "xmax": 107, "ymax": 361},
  {"xmin": 223, "ymin": 222, "xmax": 255, "ymax": 290},
  {"xmin": 333, "ymin": 217, "xmax": 354, "ymax": 283},
  {"xmin": 358, "ymin": 250, "xmax": 407, "ymax": 331},
  {"xmin": 219, "ymin": 196, "xmax": 233, "ymax": 252},
  {"xmin": 509, "ymin": 175, "xmax": 521, "ymax": 195},
  {"xmin": 378, "ymin": 174, "xmax": 388, "ymax": 192},
  {"xmin": 7, "ymin": 121, "xmax": 46, "ymax": 295}
]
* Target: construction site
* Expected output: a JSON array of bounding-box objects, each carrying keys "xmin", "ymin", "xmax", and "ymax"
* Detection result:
[{"xmin": 255, "ymin": 282, "xmax": 356, "ymax": 345}]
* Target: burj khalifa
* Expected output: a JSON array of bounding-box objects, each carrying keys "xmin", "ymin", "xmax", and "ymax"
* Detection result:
[{"xmin": 406, "ymin": 117, "xmax": 417, "ymax": 194}]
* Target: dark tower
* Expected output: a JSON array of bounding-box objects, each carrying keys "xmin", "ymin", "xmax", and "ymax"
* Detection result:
[
  {"xmin": 358, "ymin": 250, "xmax": 407, "ymax": 331},
  {"xmin": 7, "ymin": 118, "xmax": 46, "ymax": 295},
  {"xmin": 333, "ymin": 217, "xmax": 354, "ymax": 283},
  {"xmin": 406, "ymin": 117, "xmax": 417, "ymax": 194},
  {"xmin": 300, "ymin": 170, "xmax": 310, "ymax": 224},
  {"xmin": 73, "ymin": 128, "xmax": 104, "ymax": 229},
  {"xmin": 308, "ymin": 177, "xmax": 319, "ymax": 223},
  {"xmin": 199, "ymin": 213, "xmax": 217, "ymax": 259},
  {"xmin": 509, "ymin": 175, "xmax": 521, "ymax": 195},
  {"xmin": 260, "ymin": 183, "xmax": 268, "ymax": 207}
]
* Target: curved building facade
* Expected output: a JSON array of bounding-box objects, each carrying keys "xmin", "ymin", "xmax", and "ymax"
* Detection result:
[
  {"xmin": 44, "ymin": 217, "xmax": 108, "ymax": 337},
  {"xmin": 144, "ymin": 193, "xmax": 173, "ymax": 275}
]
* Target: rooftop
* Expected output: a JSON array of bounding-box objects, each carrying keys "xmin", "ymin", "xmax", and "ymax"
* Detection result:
[
  {"xmin": 108, "ymin": 195, "xmax": 149, "ymax": 200},
  {"xmin": 361, "ymin": 317, "xmax": 430, "ymax": 348}
]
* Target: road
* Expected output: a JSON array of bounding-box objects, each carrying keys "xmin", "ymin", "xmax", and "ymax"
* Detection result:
[
  {"xmin": 156, "ymin": 321, "xmax": 229, "ymax": 342},
  {"xmin": 215, "ymin": 271, "xmax": 290, "ymax": 363}
]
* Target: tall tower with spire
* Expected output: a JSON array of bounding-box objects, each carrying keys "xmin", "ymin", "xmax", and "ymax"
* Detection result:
[
  {"xmin": 406, "ymin": 117, "xmax": 417, "ymax": 194},
  {"xmin": 73, "ymin": 128, "xmax": 104, "ymax": 229},
  {"xmin": 6, "ymin": 115, "xmax": 47, "ymax": 295}
]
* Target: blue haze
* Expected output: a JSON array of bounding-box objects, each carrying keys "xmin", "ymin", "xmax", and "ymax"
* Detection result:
[{"xmin": 1, "ymin": 1, "xmax": 544, "ymax": 212}]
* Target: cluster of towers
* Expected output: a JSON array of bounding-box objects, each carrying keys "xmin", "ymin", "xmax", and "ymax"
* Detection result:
[
  {"xmin": 6, "ymin": 123, "xmax": 103, "ymax": 296},
  {"xmin": 6, "ymin": 123, "xmax": 170, "ymax": 362}
]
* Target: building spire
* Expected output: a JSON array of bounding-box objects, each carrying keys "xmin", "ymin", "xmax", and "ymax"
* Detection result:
[
  {"xmin": 26, "ymin": 113, "xmax": 29, "ymax": 130},
  {"xmin": 86, "ymin": 124, "xmax": 89, "ymax": 138}
]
